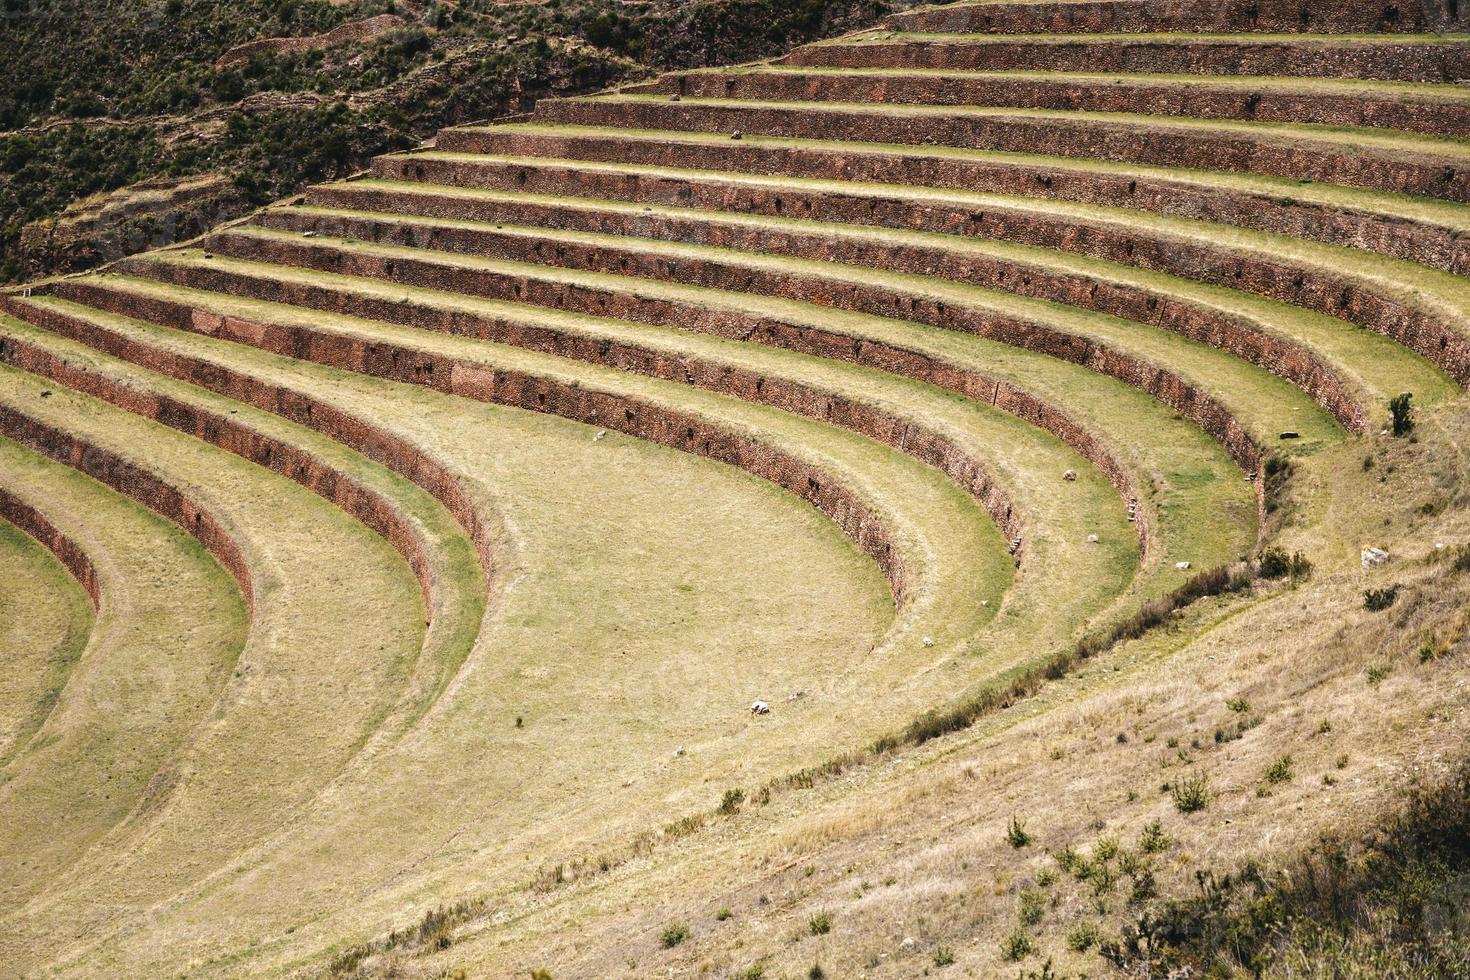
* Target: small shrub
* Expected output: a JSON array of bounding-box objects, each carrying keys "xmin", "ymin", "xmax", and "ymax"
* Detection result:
[
  {"xmin": 735, "ymin": 964, "xmax": 766, "ymax": 980},
  {"xmin": 1094, "ymin": 835, "xmax": 1120, "ymax": 863},
  {"xmin": 1226, "ymin": 696, "xmax": 1251, "ymax": 713},
  {"xmin": 1336, "ymin": 753, "xmax": 1350, "ymax": 769},
  {"xmin": 1139, "ymin": 820, "xmax": 1172, "ymax": 854},
  {"xmin": 717, "ymin": 787, "xmax": 745, "ymax": 816},
  {"xmin": 1452, "ymin": 545, "xmax": 1470, "ymax": 574},
  {"xmin": 1390, "ymin": 392, "xmax": 1415, "ymax": 436},
  {"xmin": 715, "ymin": 907, "xmax": 732, "ymax": 922},
  {"xmin": 1066, "ymin": 920, "xmax": 1100, "ymax": 952},
  {"xmin": 530, "ymin": 971, "xmax": 553, "ymax": 980},
  {"xmin": 1129, "ymin": 868, "xmax": 1158, "ymax": 904},
  {"xmin": 1264, "ymin": 754, "xmax": 1295, "ymax": 785},
  {"xmin": 807, "ymin": 911, "xmax": 832, "ymax": 936},
  {"xmin": 1018, "ymin": 889, "xmax": 1045, "ymax": 926},
  {"xmin": 661, "ymin": 923, "xmax": 689, "ymax": 948},
  {"xmin": 1036, "ymin": 868, "xmax": 1057, "ymax": 887},
  {"xmin": 932, "ymin": 945, "xmax": 956, "ymax": 966},
  {"xmin": 1006, "ymin": 815, "xmax": 1032, "ymax": 849},
  {"xmin": 1257, "ymin": 547, "xmax": 1291, "ymax": 579},
  {"xmin": 1366, "ymin": 663, "xmax": 1393, "ymax": 685},
  {"xmin": 1317, "ymin": 719, "xmax": 1333, "ymax": 734},
  {"xmin": 1172, "ymin": 773, "xmax": 1211, "ymax": 813},
  {"xmin": 807, "ymin": 965, "xmax": 825, "ymax": 980},
  {"xmin": 1000, "ymin": 928, "xmax": 1035, "ymax": 961},
  {"xmin": 1363, "ymin": 586, "xmax": 1400, "ymax": 611}
]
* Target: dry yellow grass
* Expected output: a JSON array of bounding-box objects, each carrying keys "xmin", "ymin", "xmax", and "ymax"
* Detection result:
[{"xmin": 334, "ymin": 400, "xmax": 1470, "ymax": 979}]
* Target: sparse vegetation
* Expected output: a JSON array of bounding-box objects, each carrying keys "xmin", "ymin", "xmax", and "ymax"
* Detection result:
[
  {"xmin": 1006, "ymin": 815, "xmax": 1032, "ymax": 849},
  {"xmin": 661, "ymin": 923, "xmax": 689, "ymax": 948},
  {"xmin": 807, "ymin": 911, "xmax": 832, "ymax": 936},
  {"xmin": 1104, "ymin": 758, "xmax": 1470, "ymax": 977}
]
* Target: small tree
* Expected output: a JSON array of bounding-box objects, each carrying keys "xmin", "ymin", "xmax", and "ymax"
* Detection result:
[{"xmin": 1390, "ymin": 392, "xmax": 1415, "ymax": 436}]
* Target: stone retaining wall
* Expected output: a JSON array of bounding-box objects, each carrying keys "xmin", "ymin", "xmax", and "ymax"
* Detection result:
[{"xmin": 0, "ymin": 487, "xmax": 100, "ymax": 608}]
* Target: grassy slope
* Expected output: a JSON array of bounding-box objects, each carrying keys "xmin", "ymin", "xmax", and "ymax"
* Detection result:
[{"xmin": 0, "ymin": 517, "xmax": 94, "ymax": 767}]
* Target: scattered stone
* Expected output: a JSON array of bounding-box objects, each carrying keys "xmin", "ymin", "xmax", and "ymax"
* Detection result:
[
  {"xmin": 593, "ymin": 429, "xmax": 607, "ymax": 442},
  {"xmin": 731, "ymin": 130, "xmax": 743, "ymax": 140},
  {"xmin": 786, "ymin": 691, "xmax": 805, "ymax": 701},
  {"xmin": 1176, "ymin": 561, "xmax": 1191, "ymax": 570},
  {"xmin": 1361, "ymin": 546, "xmax": 1391, "ymax": 569},
  {"xmin": 669, "ymin": 94, "xmax": 681, "ymax": 101},
  {"xmin": 39, "ymin": 389, "xmax": 51, "ymax": 398},
  {"xmin": 922, "ymin": 635, "xmax": 934, "ymax": 648},
  {"xmin": 1062, "ymin": 469, "xmax": 1077, "ymax": 481},
  {"xmin": 750, "ymin": 700, "xmax": 769, "ymax": 715},
  {"xmin": 1087, "ymin": 534, "xmax": 1100, "ymax": 543},
  {"xmin": 899, "ymin": 937, "xmax": 919, "ymax": 953},
  {"xmin": 1279, "ymin": 431, "xmax": 1300, "ymax": 440},
  {"xmin": 673, "ymin": 745, "xmax": 685, "ymax": 757}
]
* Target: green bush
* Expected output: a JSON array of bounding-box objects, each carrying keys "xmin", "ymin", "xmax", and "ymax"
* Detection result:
[
  {"xmin": 1364, "ymin": 586, "xmax": 1400, "ymax": 611},
  {"xmin": 1264, "ymin": 755, "xmax": 1295, "ymax": 786},
  {"xmin": 1000, "ymin": 928, "xmax": 1034, "ymax": 962},
  {"xmin": 1172, "ymin": 773, "xmax": 1211, "ymax": 814},
  {"xmin": 717, "ymin": 787, "xmax": 745, "ymax": 816},
  {"xmin": 1018, "ymin": 889, "xmax": 1045, "ymax": 927},
  {"xmin": 661, "ymin": 923, "xmax": 689, "ymax": 948},
  {"xmin": 1066, "ymin": 920, "xmax": 1101, "ymax": 952},
  {"xmin": 1390, "ymin": 392, "xmax": 1415, "ymax": 436}
]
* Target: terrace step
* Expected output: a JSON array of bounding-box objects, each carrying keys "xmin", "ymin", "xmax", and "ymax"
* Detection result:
[
  {"xmin": 55, "ymin": 262, "xmax": 1179, "ymax": 662},
  {"xmin": 886, "ymin": 0, "xmax": 1461, "ymax": 35},
  {"xmin": 258, "ymin": 201, "xmax": 1272, "ymax": 566},
  {"xmin": 0, "ymin": 488, "xmax": 96, "ymax": 768},
  {"xmin": 0, "ymin": 360, "xmax": 426, "ymax": 913},
  {"xmin": 280, "ymin": 191, "xmax": 1445, "ymax": 430},
  {"xmin": 0, "ymin": 304, "xmax": 490, "ymax": 739},
  {"xmin": 191, "ymin": 224, "xmax": 1338, "ymax": 474},
  {"xmin": 519, "ymin": 96, "xmax": 1470, "ymax": 204},
  {"xmin": 47, "ymin": 268, "xmax": 1035, "ymax": 619},
  {"xmin": 395, "ymin": 128, "xmax": 1470, "ymax": 277},
  {"xmin": 83, "ymin": 251, "xmax": 1157, "ymax": 610},
  {"xmin": 637, "ymin": 67, "xmax": 1470, "ymax": 137},
  {"xmin": 321, "ymin": 167, "xmax": 1467, "ymax": 402},
  {"xmin": 786, "ymin": 32, "xmax": 1470, "ymax": 82}
]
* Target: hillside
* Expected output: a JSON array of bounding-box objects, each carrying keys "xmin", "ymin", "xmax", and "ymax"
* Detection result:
[
  {"xmin": 1, "ymin": 0, "xmax": 1469, "ymax": 978},
  {"xmin": 0, "ymin": 0, "xmax": 899, "ymax": 281}
]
